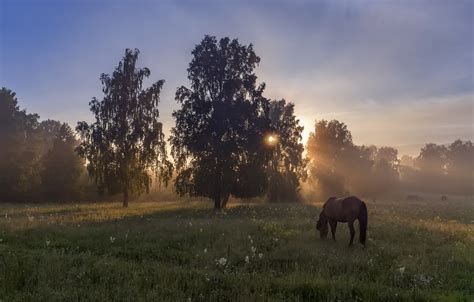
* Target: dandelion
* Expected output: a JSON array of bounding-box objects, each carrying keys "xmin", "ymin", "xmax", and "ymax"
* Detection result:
[
  {"xmin": 244, "ymin": 255, "xmax": 249, "ymax": 263},
  {"xmin": 216, "ymin": 257, "xmax": 227, "ymax": 267},
  {"xmin": 110, "ymin": 236, "xmax": 116, "ymax": 243},
  {"xmin": 258, "ymin": 253, "xmax": 263, "ymax": 259}
]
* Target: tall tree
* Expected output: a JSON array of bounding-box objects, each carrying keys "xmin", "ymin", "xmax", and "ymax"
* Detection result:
[
  {"xmin": 266, "ymin": 99, "xmax": 306, "ymax": 202},
  {"xmin": 40, "ymin": 121, "xmax": 85, "ymax": 201},
  {"xmin": 76, "ymin": 49, "xmax": 172, "ymax": 207},
  {"xmin": 446, "ymin": 140, "xmax": 473, "ymax": 195},
  {"xmin": 170, "ymin": 35, "xmax": 269, "ymax": 209},
  {"xmin": 0, "ymin": 87, "xmax": 41, "ymax": 202},
  {"xmin": 371, "ymin": 146, "xmax": 400, "ymax": 198},
  {"xmin": 306, "ymin": 120, "xmax": 353, "ymax": 198}
]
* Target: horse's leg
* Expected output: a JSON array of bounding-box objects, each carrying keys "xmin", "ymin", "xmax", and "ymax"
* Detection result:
[
  {"xmin": 329, "ymin": 219, "xmax": 337, "ymax": 240},
  {"xmin": 348, "ymin": 220, "xmax": 355, "ymax": 246}
]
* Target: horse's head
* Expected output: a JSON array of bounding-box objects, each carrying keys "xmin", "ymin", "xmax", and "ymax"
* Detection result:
[{"xmin": 316, "ymin": 212, "xmax": 329, "ymax": 239}]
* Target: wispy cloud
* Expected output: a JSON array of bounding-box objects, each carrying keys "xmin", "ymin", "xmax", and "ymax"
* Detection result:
[{"xmin": 1, "ymin": 0, "xmax": 472, "ymax": 156}]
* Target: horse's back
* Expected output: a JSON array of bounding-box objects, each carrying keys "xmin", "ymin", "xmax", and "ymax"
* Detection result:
[{"xmin": 323, "ymin": 196, "xmax": 363, "ymax": 222}]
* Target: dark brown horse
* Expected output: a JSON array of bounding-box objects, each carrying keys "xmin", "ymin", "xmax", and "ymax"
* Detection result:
[{"xmin": 316, "ymin": 196, "xmax": 368, "ymax": 246}]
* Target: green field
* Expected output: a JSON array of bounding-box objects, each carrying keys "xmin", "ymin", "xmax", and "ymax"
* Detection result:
[{"xmin": 0, "ymin": 198, "xmax": 473, "ymax": 301}]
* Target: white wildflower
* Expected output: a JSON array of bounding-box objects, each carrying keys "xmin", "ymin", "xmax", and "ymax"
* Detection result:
[
  {"xmin": 45, "ymin": 240, "xmax": 50, "ymax": 246},
  {"xmin": 110, "ymin": 236, "xmax": 116, "ymax": 243},
  {"xmin": 398, "ymin": 267, "xmax": 405, "ymax": 275},
  {"xmin": 251, "ymin": 246, "xmax": 256, "ymax": 255},
  {"xmin": 258, "ymin": 253, "xmax": 263, "ymax": 259},
  {"xmin": 216, "ymin": 257, "xmax": 227, "ymax": 267},
  {"xmin": 0, "ymin": 238, "xmax": 3, "ymax": 243},
  {"xmin": 203, "ymin": 248, "xmax": 207, "ymax": 253},
  {"xmin": 200, "ymin": 228, "xmax": 203, "ymax": 233},
  {"xmin": 189, "ymin": 222, "xmax": 193, "ymax": 227},
  {"xmin": 244, "ymin": 255, "xmax": 249, "ymax": 263}
]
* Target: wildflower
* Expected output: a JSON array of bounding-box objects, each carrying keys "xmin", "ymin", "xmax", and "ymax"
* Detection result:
[
  {"xmin": 258, "ymin": 253, "xmax": 263, "ymax": 259},
  {"xmin": 199, "ymin": 228, "xmax": 203, "ymax": 233},
  {"xmin": 203, "ymin": 248, "xmax": 207, "ymax": 253},
  {"xmin": 251, "ymin": 246, "xmax": 256, "ymax": 256},
  {"xmin": 398, "ymin": 267, "xmax": 405, "ymax": 275},
  {"xmin": 110, "ymin": 236, "xmax": 116, "ymax": 243},
  {"xmin": 0, "ymin": 238, "xmax": 3, "ymax": 243},
  {"xmin": 244, "ymin": 255, "xmax": 249, "ymax": 263},
  {"xmin": 189, "ymin": 222, "xmax": 193, "ymax": 227},
  {"xmin": 216, "ymin": 257, "xmax": 227, "ymax": 267},
  {"xmin": 45, "ymin": 240, "xmax": 50, "ymax": 246}
]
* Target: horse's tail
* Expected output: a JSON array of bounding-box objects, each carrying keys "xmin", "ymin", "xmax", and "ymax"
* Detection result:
[{"xmin": 359, "ymin": 201, "xmax": 368, "ymax": 245}]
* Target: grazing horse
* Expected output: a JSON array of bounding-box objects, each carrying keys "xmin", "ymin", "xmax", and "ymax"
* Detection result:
[{"xmin": 316, "ymin": 196, "xmax": 368, "ymax": 246}]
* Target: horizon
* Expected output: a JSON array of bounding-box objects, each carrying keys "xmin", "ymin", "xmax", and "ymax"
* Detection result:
[{"xmin": 1, "ymin": 0, "xmax": 473, "ymax": 156}]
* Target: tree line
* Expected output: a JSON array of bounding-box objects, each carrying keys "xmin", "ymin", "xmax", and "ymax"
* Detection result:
[{"xmin": 1, "ymin": 35, "xmax": 472, "ymax": 207}]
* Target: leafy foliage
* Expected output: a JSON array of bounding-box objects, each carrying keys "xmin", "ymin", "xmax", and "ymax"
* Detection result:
[
  {"xmin": 306, "ymin": 120, "xmax": 400, "ymax": 199},
  {"xmin": 170, "ymin": 36, "xmax": 269, "ymax": 209},
  {"xmin": 306, "ymin": 120, "xmax": 353, "ymax": 198},
  {"xmin": 76, "ymin": 49, "xmax": 172, "ymax": 207},
  {"xmin": 0, "ymin": 88, "xmax": 42, "ymax": 201},
  {"xmin": 0, "ymin": 88, "xmax": 87, "ymax": 202},
  {"xmin": 40, "ymin": 121, "xmax": 85, "ymax": 201},
  {"xmin": 266, "ymin": 99, "xmax": 306, "ymax": 202}
]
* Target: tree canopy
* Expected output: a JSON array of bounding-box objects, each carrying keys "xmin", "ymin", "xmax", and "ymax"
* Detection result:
[
  {"xmin": 76, "ymin": 49, "xmax": 172, "ymax": 207},
  {"xmin": 0, "ymin": 88, "xmax": 86, "ymax": 202},
  {"xmin": 266, "ymin": 99, "xmax": 306, "ymax": 202},
  {"xmin": 170, "ymin": 36, "xmax": 269, "ymax": 209}
]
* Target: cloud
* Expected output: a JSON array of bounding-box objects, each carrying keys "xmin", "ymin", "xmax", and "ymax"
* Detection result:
[{"xmin": 1, "ymin": 0, "xmax": 472, "ymax": 156}]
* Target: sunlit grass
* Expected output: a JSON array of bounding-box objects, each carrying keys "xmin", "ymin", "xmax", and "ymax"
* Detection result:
[{"xmin": 0, "ymin": 198, "xmax": 473, "ymax": 301}]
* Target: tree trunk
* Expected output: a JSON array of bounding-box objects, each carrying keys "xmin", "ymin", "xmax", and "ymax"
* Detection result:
[
  {"xmin": 213, "ymin": 195, "xmax": 221, "ymax": 210},
  {"xmin": 221, "ymin": 193, "xmax": 230, "ymax": 209},
  {"xmin": 123, "ymin": 186, "xmax": 129, "ymax": 208}
]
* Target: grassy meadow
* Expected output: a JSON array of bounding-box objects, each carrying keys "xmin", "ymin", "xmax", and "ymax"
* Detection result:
[{"xmin": 0, "ymin": 197, "xmax": 473, "ymax": 301}]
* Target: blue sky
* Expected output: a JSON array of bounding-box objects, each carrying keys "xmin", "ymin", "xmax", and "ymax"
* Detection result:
[{"xmin": 1, "ymin": 0, "xmax": 473, "ymax": 155}]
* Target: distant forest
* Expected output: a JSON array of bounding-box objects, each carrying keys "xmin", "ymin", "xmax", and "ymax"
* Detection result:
[{"xmin": 1, "ymin": 36, "xmax": 473, "ymax": 207}]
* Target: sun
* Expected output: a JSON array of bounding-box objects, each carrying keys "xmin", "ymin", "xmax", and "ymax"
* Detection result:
[{"xmin": 266, "ymin": 134, "xmax": 278, "ymax": 146}]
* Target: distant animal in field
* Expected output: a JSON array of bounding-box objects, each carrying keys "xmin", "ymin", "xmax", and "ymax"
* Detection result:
[
  {"xmin": 316, "ymin": 196, "xmax": 368, "ymax": 247},
  {"xmin": 441, "ymin": 195, "xmax": 448, "ymax": 201},
  {"xmin": 406, "ymin": 194, "xmax": 423, "ymax": 201}
]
